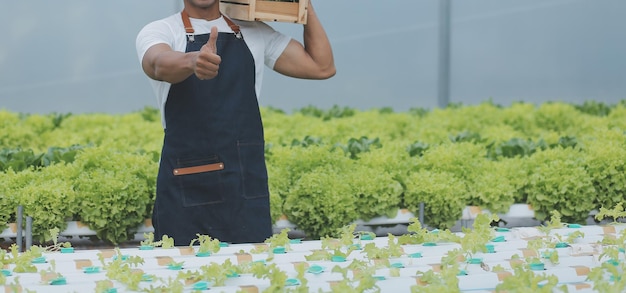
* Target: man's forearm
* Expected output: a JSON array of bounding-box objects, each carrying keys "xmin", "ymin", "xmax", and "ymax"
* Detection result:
[
  {"xmin": 143, "ymin": 46, "xmax": 200, "ymax": 84},
  {"xmin": 153, "ymin": 51, "xmax": 199, "ymax": 84}
]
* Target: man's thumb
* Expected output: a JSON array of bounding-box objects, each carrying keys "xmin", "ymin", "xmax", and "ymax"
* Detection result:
[{"xmin": 207, "ymin": 26, "xmax": 218, "ymax": 54}]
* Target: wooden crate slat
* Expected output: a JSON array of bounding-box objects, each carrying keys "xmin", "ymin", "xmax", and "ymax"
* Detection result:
[
  {"xmin": 297, "ymin": 0, "xmax": 307, "ymax": 24},
  {"xmin": 222, "ymin": 0, "xmax": 252, "ymax": 4},
  {"xmin": 221, "ymin": 2, "xmax": 254, "ymax": 22},
  {"xmin": 255, "ymin": 1, "xmax": 300, "ymax": 23},
  {"xmin": 256, "ymin": 1, "xmax": 298, "ymax": 15},
  {"xmin": 220, "ymin": 0, "xmax": 308, "ymax": 24}
]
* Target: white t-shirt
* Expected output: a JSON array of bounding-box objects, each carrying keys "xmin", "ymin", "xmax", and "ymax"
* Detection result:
[{"xmin": 136, "ymin": 13, "xmax": 291, "ymax": 128}]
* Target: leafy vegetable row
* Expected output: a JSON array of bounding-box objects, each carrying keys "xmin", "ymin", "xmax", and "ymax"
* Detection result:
[{"xmin": 0, "ymin": 100, "xmax": 625, "ymax": 243}]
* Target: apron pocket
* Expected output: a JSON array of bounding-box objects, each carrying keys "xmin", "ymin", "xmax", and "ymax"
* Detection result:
[
  {"xmin": 175, "ymin": 155, "xmax": 225, "ymax": 207},
  {"xmin": 237, "ymin": 141, "xmax": 269, "ymax": 199}
]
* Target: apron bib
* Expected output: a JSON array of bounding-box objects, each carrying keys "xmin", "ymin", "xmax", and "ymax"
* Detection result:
[{"xmin": 152, "ymin": 12, "xmax": 272, "ymax": 245}]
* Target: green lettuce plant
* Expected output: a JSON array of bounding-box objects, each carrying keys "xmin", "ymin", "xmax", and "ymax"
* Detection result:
[
  {"xmin": 333, "ymin": 136, "xmax": 382, "ymax": 159},
  {"xmin": 464, "ymin": 159, "xmax": 516, "ymax": 214},
  {"xmin": 485, "ymin": 137, "xmax": 547, "ymax": 161},
  {"xmin": 459, "ymin": 214, "xmax": 499, "ymax": 261},
  {"xmin": 398, "ymin": 217, "xmax": 460, "ymax": 245},
  {"xmin": 533, "ymin": 102, "xmax": 586, "ymax": 134},
  {"xmin": 9, "ymin": 244, "xmax": 38, "ymax": 273},
  {"xmin": 344, "ymin": 164, "xmax": 403, "ymax": 221},
  {"xmin": 362, "ymin": 234, "xmax": 403, "ymax": 264},
  {"xmin": 525, "ymin": 147, "xmax": 596, "ymax": 223},
  {"xmin": 178, "ymin": 260, "xmax": 240, "ymax": 288},
  {"xmin": 595, "ymin": 202, "xmax": 626, "ymax": 224},
  {"xmin": 607, "ymin": 103, "xmax": 626, "ymax": 129},
  {"xmin": 264, "ymin": 228, "xmax": 292, "ymax": 252},
  {"xmin": 73, "ymin": 147, "xmax": 155, "ymax": 244},
  {"xmin": 283, "ymin": 167, "xmax": 358, "ymax": 239},
  {"xmin": 189, "ymin": 234, "xmax": 222, "ymax": 255},
  {"xmin": 0, "ymin": 171, "xmax": 16, "ymax": 231},
  {"xmin": 412, "ymin": 264, "xmax": 461, "ymax": 293},
  {"xmin": 413, "ymin": 141, "xmax": 484, "ymax": 182},
  {"xmin": 0, "ymin": 148, "xmax": 44, "ymax": 172},
  {"xmin": 495, "ymin": 262, "xmax": 565, "ymax": 292},
  {"xmin": 250, "ymin": 262, "xmax": 288, "ymax": 292},
  {"xmin": 266, "ymin": 144, "xmax": 350, "ymax": 224},
  {"xmin": 140, "ymin": 232, "xmax": 174, "ymax": 249},
  {"xmin": 584, "ymin": 129, "xmax": 626, "ymax": 210},
  {"xmin": 296, "ymin": 104, "xmax": 355, "ymax": 121},
  {"xmin": 494, "ymin": 156, "xmax": 532, "ymax": 203},
  {"xmin": 103, "ymin": 248, "xmax": 146, "ymax": 291},
  {"xmin": 403, "ymin": 170, "xmax": 467, "ymax": 229},
  {"xmin": 574, "ymin": 100, "xmax": 614, "ymax": 116},
  {"xmin": 7, "ymin": 164, "xmax": 79, "ymax": 243},
  {"xmin": 306, "ymin": 224, "xmax": 359, "ymax": 261},
  {"xmin": 47, "ymin": 227, "xmax": 73, "ymax": 252},
  {"xmin": 587, "ymin": 261, "xmax": 626, "ymax": 292},
  {"xmin": 330, "ymin": 261, "xmax": 379, "ymax": 293}
]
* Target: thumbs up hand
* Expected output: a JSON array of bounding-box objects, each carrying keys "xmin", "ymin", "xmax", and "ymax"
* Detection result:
[{"xmin": 194, "ymin": 26, "xmax": 221, "ymax": 80}]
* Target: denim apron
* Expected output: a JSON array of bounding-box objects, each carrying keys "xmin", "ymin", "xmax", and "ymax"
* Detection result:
[{"xmin": 152, "ymin": 11, "xmax": 272, "ymax": 245}]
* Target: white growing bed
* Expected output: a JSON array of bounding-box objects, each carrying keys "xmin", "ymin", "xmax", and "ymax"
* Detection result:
[
  {"xmin": 1, "ymin": 204, "xmax": 544, "ymax": 241},
  {"xmin": 2, "ymin": 223, "xmax": 625, "ymax": 292}
]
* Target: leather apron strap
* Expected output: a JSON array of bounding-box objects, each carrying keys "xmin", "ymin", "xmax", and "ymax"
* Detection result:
[{"xmin": 181, "ymin": 10, "xmax": 243, "ymax": 40}]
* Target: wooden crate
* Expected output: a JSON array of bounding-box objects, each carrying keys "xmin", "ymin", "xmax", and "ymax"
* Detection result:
[{"xmin": 220, "ymin": 0, "xmax": 308, "ymax": 24}]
